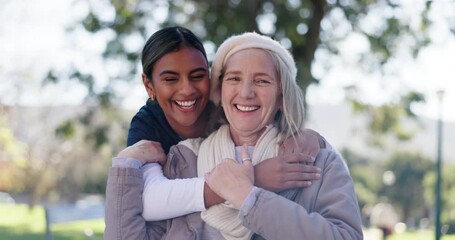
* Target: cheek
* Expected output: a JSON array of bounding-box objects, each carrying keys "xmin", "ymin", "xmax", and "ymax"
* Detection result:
[
  {"xmin": 201, "ymin": 81, "xmax": 211, "ymax": 94},
  {"xmin": 266, "ymin": 91, "xmax": 281, "ymax": 112},
  {"xmin": 154, "ymin": 85, "xmax": 173, "ymax": 99},
  {"xmin": 221, "ymin": 84, "xmax": 236, "ymax": 99},
  {"xmin": 195, "ymin": 80, "xmax": 211, "ymax": 95}
]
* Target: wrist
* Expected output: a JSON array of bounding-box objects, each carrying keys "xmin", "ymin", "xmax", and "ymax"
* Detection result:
[
  {"xmin": 239, "ymin": 187, "xmax": 261, "ymax": 220},
  {"xmin": 253, "ymin": 166, "xmax": 264, "ymax": 188},
  {"xmin": 203, "ymin": 182, "xmax": 225, "ymax": 208},
  {"xmin": 232, "ymin": 185, "xmax": 254, "ymax": 209},
  {"xmin": 112, "ymin": 157, "xmax": 143, "ymax": 169}
]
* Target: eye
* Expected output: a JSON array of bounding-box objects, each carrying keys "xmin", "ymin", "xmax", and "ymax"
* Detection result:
[
  {"xmin": 163, "ymin": 77, "xmax": 178, "ymax": 82},
  {"xmin": 191, "ymin": 74, "xmax": 206, "ymax": 81},
  {"xmin": 225, "ymin": 76, "xmax": 240, "ymax": 81},
  {"xmin": 255, "ymin": 79, "xmax": 273, "ymax": 85}
]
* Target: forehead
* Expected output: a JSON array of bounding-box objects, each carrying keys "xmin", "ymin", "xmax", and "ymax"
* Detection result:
[
  {"xmin": 153, "ymin": 46, "xmax": 208, "ymax": 74},
  {"xmin": 224, "ymin": 49, "xmax": 276, "ymax": 74}
]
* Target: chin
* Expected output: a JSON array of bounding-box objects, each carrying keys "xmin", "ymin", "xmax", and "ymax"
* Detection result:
[{"xmin": 179, "ymin": 118, "xmax": 199, "ymax": 127}]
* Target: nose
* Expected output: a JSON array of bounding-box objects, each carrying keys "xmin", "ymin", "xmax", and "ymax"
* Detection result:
[
  {"xmin": 239, "ymin": 80, "xmax": 254, "ymax": 98},
  {"xmin": 180, "ymin": 78, "xmax": 197, "ymax": 96}
]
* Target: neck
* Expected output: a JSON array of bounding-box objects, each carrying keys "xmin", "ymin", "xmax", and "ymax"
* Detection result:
[
  {"xmin": 174, "ymin": 121, "xmax": 206, "ymax": 139},
  {"xmin": 173, "ymin": 106, "xmax": 211, "ymax": 139},
  {"xmin": 230, "ymin": 127, "xmax": 266, "ymax": 146}
]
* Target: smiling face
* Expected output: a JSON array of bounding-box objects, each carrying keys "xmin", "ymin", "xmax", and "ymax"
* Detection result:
[
  {"xmin": 143, "ymin": 45, "xmax": 210, "ymax": 138},
  {"xmin": 221, "ymin": 49, "xmax": 282, "ymax": 145}
]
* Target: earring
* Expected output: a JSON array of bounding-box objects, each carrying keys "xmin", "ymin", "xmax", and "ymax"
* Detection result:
[{"xmin": 150, "ymin": 95, "xmax": 155, "ymax": 101}]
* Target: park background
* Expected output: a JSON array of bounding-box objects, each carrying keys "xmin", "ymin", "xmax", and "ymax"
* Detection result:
[{"xmin": 0, "ymin": 0, "xmax": 454, "ymax": 239}]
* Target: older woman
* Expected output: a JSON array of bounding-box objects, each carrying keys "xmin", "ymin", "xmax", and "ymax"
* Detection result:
[
  {"xmin": 201, "ymin": 32, "xmax": 362, "ymax": 239},
  {"xmin": 165, "ymin": 32, "xmax": 361, "ymax": 239}
]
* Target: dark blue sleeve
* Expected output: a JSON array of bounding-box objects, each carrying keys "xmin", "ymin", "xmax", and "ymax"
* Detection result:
[
  {"xmin": 127, "ymin": 113, "xmax": 159, "ymax": 146},
  {"xmin": 126, "ymin": 103, "xmax": 181, "ymax": 153}
]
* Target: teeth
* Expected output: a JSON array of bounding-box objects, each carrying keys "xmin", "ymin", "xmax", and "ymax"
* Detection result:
[
  {"xmin": 176, "ymin": 100, "xmax": 196, "ymax": 107},
  {"xmin": 236, "ymin": 105, "xmax": 258, "ymax": 112}
]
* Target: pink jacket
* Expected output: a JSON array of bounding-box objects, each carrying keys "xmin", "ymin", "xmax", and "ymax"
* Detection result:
[{"xmin": 104, "ymin": 132, "xmax": 363, "ymax": 239}]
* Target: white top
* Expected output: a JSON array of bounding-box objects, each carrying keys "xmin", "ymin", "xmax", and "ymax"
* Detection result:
[
  {"xmin": 112, "ymin": 145, "xmax": 256, "ymax": 221},
  {"xmin": 141, "ymin": 163, "xmax": 206, "ymax": 220}
]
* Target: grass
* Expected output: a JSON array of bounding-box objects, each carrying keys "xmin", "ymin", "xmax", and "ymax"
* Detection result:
[
  {"xmin": 0, "ymin": 203, "xmax": 104, "ymax": 240},
  {"xmin": 364, "ymin": 228, "xmax": 455, "ymax": 240},
  {"xmin": 2, "ymin": 203, "xmax": 455, "ymax": 240}
]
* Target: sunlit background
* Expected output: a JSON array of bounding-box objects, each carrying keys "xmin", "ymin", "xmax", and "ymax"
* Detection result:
[
  {"xmin": 0, "ymin": 0, "xmax": 454, "ymax": 239},
  {"xmin": 1, "ymin": 0, "xmax": 454, "ymax": 121}
]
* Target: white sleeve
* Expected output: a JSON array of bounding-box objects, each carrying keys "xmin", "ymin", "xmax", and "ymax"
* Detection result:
[{"xmin": 141, "ymin": 163, "xmax": 206, "ymax": 221}]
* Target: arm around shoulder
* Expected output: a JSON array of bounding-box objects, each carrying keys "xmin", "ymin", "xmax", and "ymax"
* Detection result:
[
  {"xmin": 240, "ymin": 149, "xmax": 363, "ymax": 240},
  {"xmin": 142, "ymin": 142, "xmax": 208, "ymax": 221}
]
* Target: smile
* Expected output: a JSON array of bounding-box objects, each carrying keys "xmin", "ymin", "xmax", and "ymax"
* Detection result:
[
  {"xmin": 235, "ymin": 104, "xmax": 259, "ymax": 112},
  {"xmin": 175, "ymin": 99, "xmax": 197, "ymax": 108}
]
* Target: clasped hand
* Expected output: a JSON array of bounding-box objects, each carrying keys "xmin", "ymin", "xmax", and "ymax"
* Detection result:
[
  {"xmin": 117, "ymin": 140, "xmax": 167, "ymax": 166},
  {"xmin": 204, "ymin": 145, "xmax": 254, "ymax": 209}
]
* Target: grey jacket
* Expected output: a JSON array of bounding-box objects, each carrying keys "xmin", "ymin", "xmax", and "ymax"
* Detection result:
[{"xmin": 104, "ymin": 138, "xmax": 363, "ymax": 239}]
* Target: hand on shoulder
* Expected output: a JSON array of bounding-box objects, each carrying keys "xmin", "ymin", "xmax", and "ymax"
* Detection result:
[{"xmin": 117, "ymin": 140, "xmax": 167, "ymax": 166}]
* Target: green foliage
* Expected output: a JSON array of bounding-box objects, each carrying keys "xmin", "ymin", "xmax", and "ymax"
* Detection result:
[
  {"xmin": 344, "ymin": 146, "xmax": 455, "ymax": 230},
  {"xmin": 342, "ymin": 148, "xmax": 382, "ymax": 208},
  {"xmin": 60, "ymin": 0, "xmax": 433, "ymax": 119},
  {"xmin": 348, "ymin": 90, "xmax": 425, "ymax": 146},
  {"xmin": 424, "ymin": 164, "xmax": 455, "ymax": 233},
  {"xmin": 0, "ymin": 112, "xmax": 26, "ymax": 192},
  {"xmin": 55, "ymin": 121, "xmax": 76, "ymax": 139},
  {"xmin": 380, "ymin": 152, "xmax": 433, "ymax": 222},
  {"xmin": 43, "ymin": 71, "xmax": 58, "ymax": 84}
]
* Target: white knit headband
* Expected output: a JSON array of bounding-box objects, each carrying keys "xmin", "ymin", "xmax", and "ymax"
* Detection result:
[{"xmin": 210, "ymin": 32, "xmax": 297, "ymax": 105}]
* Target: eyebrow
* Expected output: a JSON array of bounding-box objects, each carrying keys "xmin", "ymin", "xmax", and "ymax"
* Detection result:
[
  {"xmin": 225, "ymin": 71, "xmax": 273, "ymax": 78},
  {"xmin": 189, "ymin": 67, "xmax": 208, "ymax": 74},
  {"xmin": 224, "ymin": 70, "xmax": 241, "ymax": 76},
  {"xmin": 159, "ymin": 70, "xmax": 179, "ymax": 76},
  {"xmin": 159, "ymin": 67, "xmax": 207, "ymax": 76},
  {"xmin": 254, "ymin": 72, "xmax": 273, "ymax": 78}
]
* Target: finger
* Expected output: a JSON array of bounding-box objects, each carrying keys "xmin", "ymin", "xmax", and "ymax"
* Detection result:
[
  {"xmin": 283, "ymin": 172, "xmax": 321, "ymax": 182},
  {"xmin": 285, "ymin": 164, "xmax": 321, "ymax": 174},
  {"xmin": 240, "ymin": 144, "xmax": 252, "ymax": 163},
  {"xmin": 284, "ymin": 180, "xmax": 313, "ymax": 189},
  {"xmin": 284, "ymin": 153, "xmax": 315, "ymax": 164}
]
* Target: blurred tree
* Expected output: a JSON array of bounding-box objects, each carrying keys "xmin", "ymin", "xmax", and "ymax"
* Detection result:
[
  {"xmin": 1, "ymin": 105, "xmax": 129, "ymax": 205},
  {"xmin": 424, "ymin": 163, "xmax": 455, "ymax": 233},
  {"xmin": 48, "ymin": 0, "xmax": 433, "ymax": 124},
  {"xmin": 341, "ymin": 148, "xmax": 382, "ymax": 226},
  {"xmin": 0, "ymin": 106, "xmax": 26, "ymax": 192},
  {"xmin": 380, "ymin": 151, "xmax": 432, "ymax": 225},
  {"xmin": 348, "ymin": 87, "xmax": 425, "ymax": 146},
  {"xmin": 52, "ymin": 107, "xmax": 128, "ymax": 201}
]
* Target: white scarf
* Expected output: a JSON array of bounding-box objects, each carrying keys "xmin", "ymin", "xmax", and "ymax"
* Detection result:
[{"xmin": 197, "ymin": 124, "xmax": 281, "ymax": 240}]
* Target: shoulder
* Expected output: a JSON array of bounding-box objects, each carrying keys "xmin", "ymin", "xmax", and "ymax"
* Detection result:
[
  {"xmin": 177, "ymin": 138, "xmax": 205, "ymax": 155},
  {"xmin": 300, "ymin": 128, "xmax": 349, "ymax": 173},
  {"xmin": 133, "ymin": 101, "xmax": 163, "ymax": 120},
  {"xmin": 128, "ymin": 101, "xmax": 179, "ymax": 148},
  {"xmin": 315, "ymin": 148, "xmax": 350, "ymax": 175},
  {"xmin": 299, "ymin": 128, "xmax": 331, "ymax": 150},
  {"xmin": 164, "ymin": 138, "xmax": 204, "ymax": 179}
]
